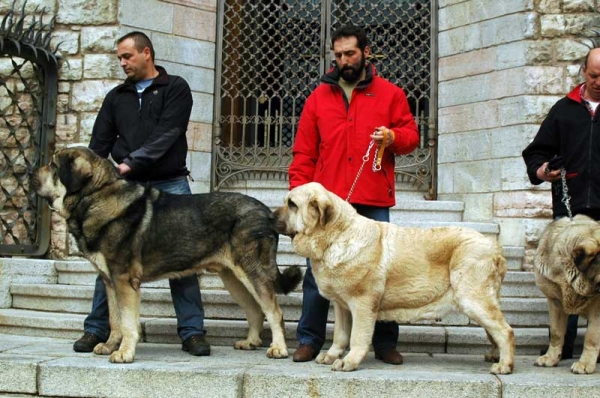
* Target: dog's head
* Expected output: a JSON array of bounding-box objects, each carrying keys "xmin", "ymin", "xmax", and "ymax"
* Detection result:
[
  {"xmin": 33, "ymin": 147, "xmax": 119, "ymax": 217},
  {"xmin": 572, "ymin": 226, "xmax": 600, "ymax": 294},
  {"xmin": 273, "ymin": 182, "xmax": 338, "ymax": 241}
]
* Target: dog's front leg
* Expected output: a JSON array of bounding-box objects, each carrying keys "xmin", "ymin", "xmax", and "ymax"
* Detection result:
[
  {"xmin": 316, "ymin": 301, "xmax": 351, "ymax": 365},
  {"xmin": 107, "ymin": 275, "xmax": 142, "ymax": 363},
  {"xmin": 571, "ymin": 309, "xmax": 600, "ymax": 374},
  {"xmin": 93, "ymin": 277, "xmax": 122, "ymax": 356},
  {"xmin": 331, "ymin": 298, "xmax": 377, "ymax": 372},
  {"xmin": 535, "ymin": 298, "xmax": 567, "ymax": 368}
]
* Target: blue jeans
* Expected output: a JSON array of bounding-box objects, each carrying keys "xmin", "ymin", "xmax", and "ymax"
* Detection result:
[
  {"xmin": 296, "ymin": 204, "xmax": 399, "ymax": 351},
  {"xmin": 83, "ymin": 177, "xmax": 206, "ymax": 342}
]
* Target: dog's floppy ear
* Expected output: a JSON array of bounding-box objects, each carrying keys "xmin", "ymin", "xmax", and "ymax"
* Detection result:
[
  {"xmin": 573, "ymin": 239, "xmax": 600, "ymax": 274},
  {"xmin": 57, "ymin": 151, "xmax": 93, "ymax": 194},
  {"xmin": 308, "ymin": 195, "xmax": 334, "ymax": 227}
]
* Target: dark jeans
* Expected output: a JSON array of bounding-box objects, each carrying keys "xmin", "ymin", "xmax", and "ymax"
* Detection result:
[
  {"xmin": 83, "ymin": 177, "xmax": 205, "ymax": 342},
  {"xmin": 564, "ymin": 314, "xmax": 578, "ymax": 351},
  {"xmin": 296, "ymin": 204, "xmax": 399, "ymax": 351}
]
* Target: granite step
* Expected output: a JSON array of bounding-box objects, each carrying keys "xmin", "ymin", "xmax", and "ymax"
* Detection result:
[
  {"xmin": 8, "ymin": 284, "xmax": 551, "ymax": 327},
  {"xmin": 2, "ymin": 333, "xmax": 598, "ymax": 398},
  {"xmin": 0, "ymin": 308, "xmax": 568, "ymax": 356},
  {"xmin": 53, "ymin": 244, "xmax": 525, "ymax": 290}
]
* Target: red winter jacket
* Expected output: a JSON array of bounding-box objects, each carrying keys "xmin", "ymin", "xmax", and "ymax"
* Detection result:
[{"xmin": 289, "ymin": 64, "xmax": 419, "ymax": 207}]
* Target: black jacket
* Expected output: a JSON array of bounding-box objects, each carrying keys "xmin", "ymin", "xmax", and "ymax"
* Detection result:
[
  {"xmin": 89, "ymin": 66, "xmax": 192, "ymax": 181},
  {"xmin": 522, "ymin": 83, "xmax": 600, "ymax": 218}
]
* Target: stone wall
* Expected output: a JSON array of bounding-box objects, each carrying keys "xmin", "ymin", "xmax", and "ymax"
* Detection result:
[
  {"xmin": 2, "ymin": 0, "xmax": 217, "ymax": 257},
  {"xmin": 437, "ymin": 0, "xmax": 600, "ymax": 269}
]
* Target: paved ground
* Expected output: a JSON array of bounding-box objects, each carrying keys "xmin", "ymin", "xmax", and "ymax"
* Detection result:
[{"xmin": 0, "ymin": 333, "xmax": 598, "ymax": 398}]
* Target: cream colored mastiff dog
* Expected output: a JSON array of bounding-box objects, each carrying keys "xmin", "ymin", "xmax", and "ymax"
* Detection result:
[
  {"xmin": 274, "ymin": 182, "xmax": 515, "ymax": 373},
  {"xmin": 534, "ymin": 215, "xmax": 600, "ymax": 374}
]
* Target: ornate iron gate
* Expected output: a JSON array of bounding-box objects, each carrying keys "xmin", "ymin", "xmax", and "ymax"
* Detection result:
[
  {"xmin": 0, "ymin": 2, "xmax": 59, "ymax": 255},
  {"xmin": 213, "ymin": 0, "xmax": 437, "ymax": 198}
]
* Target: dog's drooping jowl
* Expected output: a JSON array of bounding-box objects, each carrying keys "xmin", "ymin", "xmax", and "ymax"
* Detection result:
[
  {"xmin": 534, "ymin": 215, "xmax": 600, "ymax": 374},
  {"xmin": 33, "ymin": 147, "xmax": 301, "ymax": 363},
  {"xmin": 274, "ymin": 182, "xmax": 515, "ymax": 374}
]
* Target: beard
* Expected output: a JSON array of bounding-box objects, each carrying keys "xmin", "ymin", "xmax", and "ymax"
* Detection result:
[{"xmin": 340, "ymin": 54, "xmax": 366, "ymax": 83}]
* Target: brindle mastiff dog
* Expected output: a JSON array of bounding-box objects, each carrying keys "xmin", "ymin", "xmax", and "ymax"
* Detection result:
[
  {"xmin": 534, "ymin": 214, "xmax": 600, "ymax": 374},
  {"xmin": 33, "ymin": 147, "xmax": 301, "ymax": 363},
  {"xmin": 274, "ymin": 182, "xmax": 515, "ymax": 374}
]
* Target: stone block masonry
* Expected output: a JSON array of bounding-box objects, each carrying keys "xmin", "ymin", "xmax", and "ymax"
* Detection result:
[
  {"xmin": 437, "ymin": 0, "xmax": 600, "ymax": 264},
  {"xmin": 2, "ymin": 0, "xmax": 218, "ymax": 257}
]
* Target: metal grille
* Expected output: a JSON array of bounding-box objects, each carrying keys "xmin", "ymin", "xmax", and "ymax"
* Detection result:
[
  {"xmin": 0, "ymin": 1, "xmax": 59, "ymax": 255},
  {"xmin": 214, "ymin": 0, "xmax": 436, "ymax": 197}
]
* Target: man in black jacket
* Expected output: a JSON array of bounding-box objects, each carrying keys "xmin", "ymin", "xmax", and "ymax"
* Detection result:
[
  {"xmin": 72, "ymin": 31, "xmax": 210, "ymax": 356},
  {"xmin": 523, "ymin": 47, "xmax": 600, "ymax": 361}
]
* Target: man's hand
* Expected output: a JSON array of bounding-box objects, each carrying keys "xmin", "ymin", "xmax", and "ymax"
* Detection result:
[
  {"xmin": 118, "ymin": 163, "xmax": 132, "ymax": 176},
  {"xmin": 536, "ymin": 162, "xmax": 561, "ymax": 182},
  {"xmin": 370, "ymin": 126, "xmax": 395, "ymax": 148}
]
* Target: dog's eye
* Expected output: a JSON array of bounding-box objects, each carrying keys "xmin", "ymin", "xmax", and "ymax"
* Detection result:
[{"xmin": 288, "ymin": 200, "xmax": 297, "ymax": 210}]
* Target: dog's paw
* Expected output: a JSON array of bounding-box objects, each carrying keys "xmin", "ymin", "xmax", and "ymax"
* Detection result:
[
  {"xmin": 109, "ymin": 349, "xmax": 135, "ymax": 363},
  {"xmin": 266, "ymin": 345, "xmax": 288, "ymax": 359},
  {"xmin": 316, "ymin": 352, "xmax": 338, "ymax": 365},
  {"xmin": 534, "ymin": 355, "xmax": 560, "ymax": 368},
  {"xmin": 571, "ymin": 360, "xmax": 596, "ymax": 374},
  {"xmin": 490, "ymin": 362, "xmax": 513, "ymax": 374},
  {"xmin": 331, "ymin": 358, "xmax": 359, "ymax": 372},
  {"xmin": 234, "ymin": 338, "xmax": 261, "ymax": 350},
  {"xmin": 93, "ymin": 342, "xmax": 117, "ymax": 355}
]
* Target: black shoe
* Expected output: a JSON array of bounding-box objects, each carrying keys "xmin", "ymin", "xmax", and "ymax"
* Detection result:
[
  {"xmin": 182, "ymin": 335, "xmax": 211, "ymax": 356},
  {"xmin": 73, "ymin": 332, "xmax": 106, "ymax": 352}
]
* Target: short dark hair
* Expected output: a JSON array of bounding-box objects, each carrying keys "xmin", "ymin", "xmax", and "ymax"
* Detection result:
[
  {"xmin": 117, "ymin": 31, "xmax": 155, "ymax": 62},
  {"xmin": 331, "ymin": 25, "xmax": 368, "ymax": 51}
]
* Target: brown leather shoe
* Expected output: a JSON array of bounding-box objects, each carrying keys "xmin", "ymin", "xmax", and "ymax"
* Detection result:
[
  {"xmin": 293, "ymin": 344, "xmax": 318, "ymax": 362},
  {"xmin": 73, "ymin": 332, "xmax": 107, "ymax": 353},
  {"xmin": 182, "ymin": 335, "xmax": 211, "ymax": 356},
  {"xmin": 375, "ymin": 348, "xmax": 404, "ymax": 365}
]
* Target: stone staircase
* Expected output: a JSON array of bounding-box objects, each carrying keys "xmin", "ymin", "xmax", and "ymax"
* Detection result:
[
  {"xmin": 0, "ymin": 251, "xmax": 555, "ymax": 352},
  {"xmin": 2, "ymin": 183, "xmax": 596, "ymax": 397},
  {"xmin": 0, "ymin": 183, "xmax": 582, "ymax": 356}
]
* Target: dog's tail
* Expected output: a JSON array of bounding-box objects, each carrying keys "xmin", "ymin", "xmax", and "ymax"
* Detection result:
[{"xmin": 275, "ymin": 265, "xmax": 302, "ymax": 295}]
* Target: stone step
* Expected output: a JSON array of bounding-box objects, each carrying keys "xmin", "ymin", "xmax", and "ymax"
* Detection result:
[
  {"xmin": 503, "ymin": 245, "xmax": 525, "ymax": 271},
  {"xmin": 53, "ymin": 265, "xmax": 539, "ymax": 298},
  {"xmin": 54, "ymin": 261, "xmax": 307, "ymax": 290},
  {"xmin": 223, "ymin": 180, "xmax": 434, "ymax": 204},
  {"xmin": 8, "ymin": 284, "xmax": 553, "ymax": 327},
  {"xmin": 263, "ymin": 197, "xmax": 466, "ymax": 223},
  {"xmin": 2, "ymin": 333, "xmax": 598, "ymax": 398},
  {"xmin": 54, "ymin": 245, "xmax": 525, "ymax": 289},
  {"xmin": 0, "ymin": 308, "xmax": 570, "ymax": 356},
  {"xmin": 224, "ymin": 182, "xmax": 466, "ymax": 221},
  {"xmin": 501, "ymin": 271, "xmax": 544, "ymax": 298}
]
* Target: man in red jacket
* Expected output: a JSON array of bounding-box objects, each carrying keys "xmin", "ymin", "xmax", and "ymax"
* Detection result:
[{"xmin": 289, "ymin": 25, "xmax": 419, "ymax": 363}]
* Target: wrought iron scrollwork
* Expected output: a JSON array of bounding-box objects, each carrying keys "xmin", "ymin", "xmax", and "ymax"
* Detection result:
[{"xmin": 0, "ymin": 0, "xmax": 61, "ymax": 255}]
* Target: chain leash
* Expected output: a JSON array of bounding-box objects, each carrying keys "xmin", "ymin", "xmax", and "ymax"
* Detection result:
[
  {"xmin": 345, "ymin": 140, "xmax": 380, "ymax": 202},
  {"xmin": 560, "ymin": 168, "xmax": 573, "ymax": 221}
]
